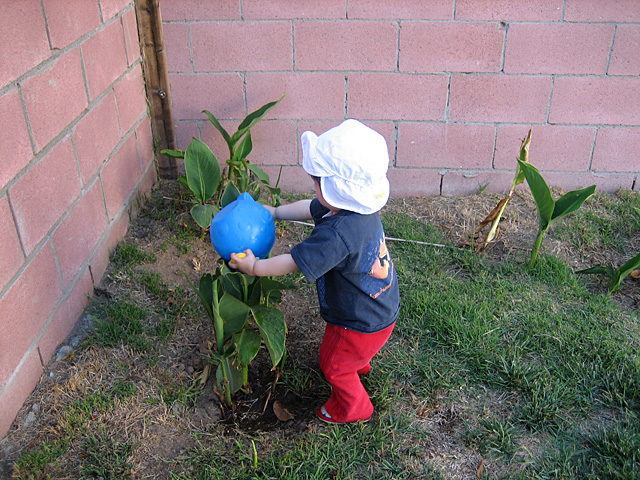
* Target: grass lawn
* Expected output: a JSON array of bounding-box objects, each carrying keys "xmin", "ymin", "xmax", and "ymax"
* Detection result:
[{"xmin": 3, "ymin": 184, "xmax": 639, "ymax": 479}]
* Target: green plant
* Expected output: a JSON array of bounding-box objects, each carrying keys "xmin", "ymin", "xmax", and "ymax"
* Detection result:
[
  {"xmin": 518, "ymin": 159, "xmax": 596, "ymax": 266},
  {"xmin": 188, "ymin": 266, "xmax": 289, "ymax": 407},
  {"xmin": 204, "ymin": 95, "xmax": 284, "ymax": 205},
  {"xmin": 162, "ymin": 95, "xmax": 284, "ymax": 229},
  {"xmin": 475, "ymin": 128, "xmax": 531, "ymax": 249},
  {"xmin": 577, "ymin": 251, "xmax": 640, "ymax": 293},
  {"xmin": 169, "ymin": 137, "xmax": 221, "ymax": 230}
]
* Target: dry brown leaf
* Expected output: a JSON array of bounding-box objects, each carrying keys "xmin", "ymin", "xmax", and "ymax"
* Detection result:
[
  {"xmin": 273, "ymin": 400, "xmax": 294, "ymax": 421},
  {"xmin": 194, "ymin": 364, "xmax": 211, "ymax": 388},
  {"xmin": 630, "ymin": 270, "xmax": 640, "ymax": 279},
  {"xmin": 476, "ymin": 457, "xmax": 485, "ymax": 478},
  {"xmin": 192, "ymin": 257, "xmax": 201, "ymax": 272}
]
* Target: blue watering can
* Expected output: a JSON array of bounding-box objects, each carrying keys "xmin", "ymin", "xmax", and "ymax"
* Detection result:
[{"xmin": 209, "ymin": 192, "xmax": 276, "ymax": 261}]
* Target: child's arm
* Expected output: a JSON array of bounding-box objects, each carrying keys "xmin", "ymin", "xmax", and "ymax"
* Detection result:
[
  {"xmin": 229, "ymin": 250, "xmax": 299, "ymax": 277},
  {"xmin": 264, "ymin": 199, "xmax": 312, "ymax": 221}
]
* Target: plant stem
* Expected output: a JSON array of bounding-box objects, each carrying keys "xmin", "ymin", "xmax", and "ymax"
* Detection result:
[
  {"xmin": 219, "ymin": 362, "xmax": 233, "ymax": 408},
  {"xmin": 212, "ymin": 280, "xmax": 224, "ymax": 353},
  {"xmin": 529, "ymin": 229, "xmax": 546, "ymax": 267},
  {"xmin": 242, "ymin": 364, "xmax": 249, "ymax": 390}
]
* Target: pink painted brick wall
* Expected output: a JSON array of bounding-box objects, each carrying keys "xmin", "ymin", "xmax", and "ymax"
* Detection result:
[
  {"xmin": 163, "ymin": 0, "xmax": 640, "ymax": 197},
  {"xmin": 0, "ymin": 2, "xmax": 156, "ymax": 439}
]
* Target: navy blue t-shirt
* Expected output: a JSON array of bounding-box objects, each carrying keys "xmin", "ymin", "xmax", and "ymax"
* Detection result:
[{"xmin": 290, "ymin": 199, "xmax": 400, "ymax": 333}]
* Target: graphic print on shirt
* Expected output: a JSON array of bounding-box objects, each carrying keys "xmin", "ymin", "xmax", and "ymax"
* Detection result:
[{"xmin": 360, "ymin": 230, "xmax": 395, "ymax": 299}]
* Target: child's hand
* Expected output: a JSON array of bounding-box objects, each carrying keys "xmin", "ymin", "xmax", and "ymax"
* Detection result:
[{"xmin": 229, "ymin": 249, "xmax": 257, "ymax": 275}]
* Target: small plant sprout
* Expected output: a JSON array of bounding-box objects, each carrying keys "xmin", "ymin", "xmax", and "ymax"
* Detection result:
[
  {"xmin": 518, "ymin": 159, "xmax": 596, "ymax": 267},
  {"xmin": 577, "ymin": 251, "xmax": 640, "ymax": 293},
  {"xmin": 474, "ymin": 128, "xmax": 531, "ymax": 250}
]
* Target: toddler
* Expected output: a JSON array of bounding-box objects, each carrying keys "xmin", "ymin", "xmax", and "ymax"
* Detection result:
[{"xmin": 230, "ymin": 119, "xmax": 400, "ymax": 423}]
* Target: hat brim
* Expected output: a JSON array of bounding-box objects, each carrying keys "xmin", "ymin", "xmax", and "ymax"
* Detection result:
[
  {"xmin": 321, "ymin": 176, "xmax": 389, "ymax": 215},
  {"xmin": 301, "ymin": 131, "xmax": 327, "ymax": 177}
]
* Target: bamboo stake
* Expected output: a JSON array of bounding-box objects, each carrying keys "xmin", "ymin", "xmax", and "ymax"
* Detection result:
[{"xmin": 135, "ymin": 0, "xmax": 178, "ymax": 179}]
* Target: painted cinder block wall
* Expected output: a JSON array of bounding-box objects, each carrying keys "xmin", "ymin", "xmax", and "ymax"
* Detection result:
[
  {"xmin": 0, "ymin": 1, "xmax": 156, "ymax": 438},
  {"xmin": 162, "ymin": 0, "xmax": 640, "ymax": 197}
]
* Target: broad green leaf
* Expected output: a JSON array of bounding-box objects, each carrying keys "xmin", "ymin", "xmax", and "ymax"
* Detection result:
[
  {"xmin": 608, "ymin": 272, "xmax": 624, "ymax": 293},
  {"xmin": 190, "ymin": 204, "xmax": 219, "ymax": 230},
  {"xmin": 222, "ymin": 271, "xmax": 248, "ymax": 301},
  {"xmin": 248, "ymin": 163, "xmax": 270, "ymax": 184},
  {"xmin": 266, "ymin": 185, "xmax": 281, "ymax": 198},
  {"xmin": 220, "ymin": 182, "xmax": 240, "ymax": 207},
  {"xmin": 203, "ymin": 110, "xmax": 232, "ymax": 147},
  {"xmin": 247, "ymin": 279, "xmax": 262, "ymax": 307},
  {"xmin": 217, "ymin": 358, "xmax": 243, "ymax": 394},
  {"xmin": 219, "ymin": 293, "xmax": 250, "ymax": 340},
  {"xmin": 252, "ymin": 305, "xmax": 287, "ymax": 368},
  {"xmin": 233, "ymin": 329, "xmax": 261, "ymax": 367},
  {"xmin": 230, "ymin": 95, "xmax": 284, "ymax": 146},
  {"xmin": 187, "ymin": 273, "xmax": 214, "ymax": 322},
  {"xmin": 576, "ymin": 265, "xmax": 612, "ymax": 276},
  {"xmin": 160, "ymin": 149, "xmax": 186, "ymax": 159},
  {"xmin": 615, "ymin": 251, "xmax": 640, "ymax": 282},
  {"xmin": 261, "ymin": 278, "xmax": 292, "ymax": 304},
  {"xmin": 518, "ymin": 159, "xmax": 554, "ymax": 231},
  {"xmin": 260, "ymin": 278, "xmax": 292, "ymax": 294},
  {"xmin": 609, "ymin": 251, "xmax": 640, "ymax": 293},
  {"xmin": 551, "ymin": 185, "xmax": 596, "ymax": 222},
  {"xmin": 232, "ymin": 130, "xmax": 253, "ymax": 164},
  {"xmin": 185, "ymin": 138, "xmax": 221, "ymax": 204}
]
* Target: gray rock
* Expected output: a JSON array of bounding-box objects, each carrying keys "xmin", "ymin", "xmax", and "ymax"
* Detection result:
[{"xmin": 55, "ymin": 345, "xmax": 74, "ymax": 362}]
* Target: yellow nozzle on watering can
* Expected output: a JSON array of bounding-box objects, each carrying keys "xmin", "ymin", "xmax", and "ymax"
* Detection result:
[{"xmin": 229, "ymin": 252, "xmax": 247, "ymax": 264}]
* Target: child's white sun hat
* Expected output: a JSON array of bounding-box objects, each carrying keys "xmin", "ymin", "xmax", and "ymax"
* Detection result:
[{"xmin": 301, "ymin": 119, "xmax": 390, "ymax": 215}]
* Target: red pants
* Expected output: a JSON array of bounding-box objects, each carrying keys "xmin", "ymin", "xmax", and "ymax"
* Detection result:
[{"xmin": 319, "ymin": 322, "xmax": 395, "ymax": 423}]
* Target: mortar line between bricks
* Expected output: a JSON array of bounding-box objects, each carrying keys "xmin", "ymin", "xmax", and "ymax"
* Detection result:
[
  {"xmin": 172, "ymin": 71, "xmax": 640, "ymax": 79},
  {"xmin": 49, "ymin": 237, "xmax": 64, "ymax": 295},
  {"xmin": 393, "ymin": 122, "xmax": 398, "ymax": 167},
  {"xmin": 16, "ymin": 84, "xmax": 38, "ymax": 159},
  {"xmin": 291, "ymin": 20, "xmax": 296, "ymax": 71},
  {"xmin": 499, "ymin": 22, "xmax": 508, "ymax": 73},
  {"xmin": 5, "ymin": 191, "xmax": 27, "ymax": 262},
  {"xmin": 78, "ymin": 46, "xmax": 92, "ymax": 106},
  {"xmin": 187, "ymin": 24, "xmax": 195, "ymax": 73},
  {"xmin": 587, "ymin": 127, "xmax": 598, "ymax": 171},
  {"xmin": 491, "ymin": 125, "xmax": 498, "ymax": 169},
  {"xmin": 605, "ymin": 25, "xmax": 617, "ymax": 75},
  {"xmin": 545, "ymin": 76, "xmax": 555, "ymax": 124},
  {"xmin": 38, "ymin": 0, "xmax": 53, "ymax": 51},
  {"xmin": 395, "ymin": 21, "xmax": 400, "ymax": 72},
  {"xmin": 69, "ymin": 135, "xmax": 84, "ymax": 190}
]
